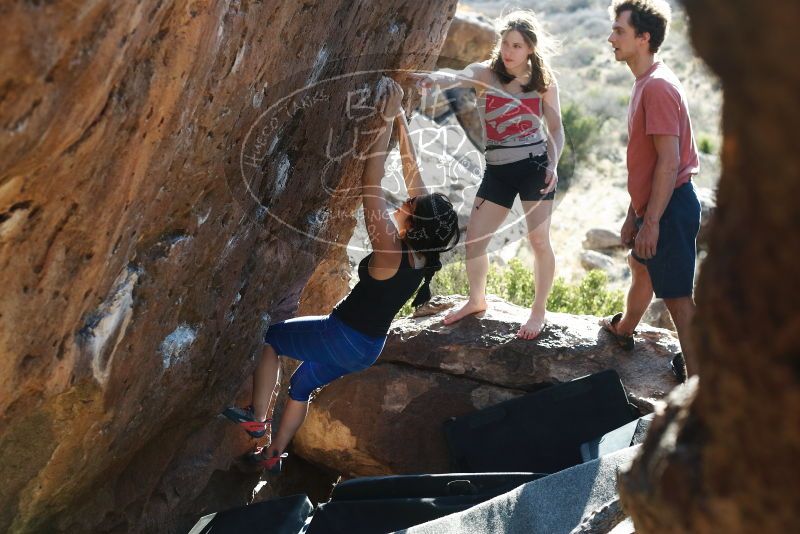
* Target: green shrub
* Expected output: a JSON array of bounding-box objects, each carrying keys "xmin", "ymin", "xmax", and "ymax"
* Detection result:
[
  {"xmin": 547, "ymin": 269, "xmax": 624, "ymax": 316},
  {"xmin": 397, "ymin": 258, "xmax": 624, "ymax": 319},
  {"xmin": 397, "ymin": 300, "xmax": 414, "ymax": 319},
  {"xmin": 558, "ymin": 103, "xmax": 602, "ymax": 188},
  {"xmin": 697, "ymin": 133, "xmax": 715, "ymax": 155}
]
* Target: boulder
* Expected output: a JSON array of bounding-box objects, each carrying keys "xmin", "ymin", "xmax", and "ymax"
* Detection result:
[
  {"xmin": 695, "ymin": 186, "xmax": 715, "ymax": 250},
  {"xmin": 293, "ymin": 363, "xmax": 523, "ymax": 477},
  {"xmin": 418, "ymin": 86, "xmax": 453, "ymax": 122},
  {"xmin": 583, "ymin": 228, "xmax": 624, "ymax": 251},
  {"xmin": 298, "ymin": 244, "xmax": 351, "ymax": 316},
  {"xmin": 448, "ymin": 87, "xmax": 485, "ymax": 152},
  {"xmin": 401, "ymin": 296, "xmax": 680, "ymax": 411},
  {"xmin": 619, "ymin": 378, "xmax": 701, "ymax": 532},
  {"xmin": 0, "ymin": 1, "xmax": 458, "ymax": 531},
  {"xmin": 418, "ymin": 86, "xmax": 484, "ymax": 152},
  {"xmin": 418, "ymin": 10, "xmax": 493, "ymax": 152},
  {"xmin": 293, "ymin": 295, "xmax": 681, "ymax": 477},
  {"xmin": 580, "ymin": 250, "xmax": 617, "ymax": 273},
  {"xmin": 437, "ymin": 11, "xmax": 497, "ymax": 70},
  {"xmin": 642, "ymin": 299, "xmax": 676, "ymax": 331}
]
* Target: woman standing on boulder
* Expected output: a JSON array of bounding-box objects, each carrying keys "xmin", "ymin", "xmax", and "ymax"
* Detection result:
[
  {"xmin": 412, "ymin": 10, "xmax": 564, "ymax": 340},
  {"xmin": 222, "ymin": 79, "xmax": 460, "ymax": 472}
]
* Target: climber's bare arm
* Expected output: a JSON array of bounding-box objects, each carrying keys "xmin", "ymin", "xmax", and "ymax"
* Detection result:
[
  {"xmin": 361, "ymin": 80, "xmax": 404, "ymax": 259},
  {"xmin": 394, "ymin": 111, "xmax": 428, "ymax": 198},
  {"xmin": 408, "ymin": 62, "xmax": 493, "ymax": 93}
]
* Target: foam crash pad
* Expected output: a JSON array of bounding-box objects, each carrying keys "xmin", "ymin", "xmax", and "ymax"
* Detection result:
[
  {"xmin": 399, "ymin": 446, "xmax": 641, "ymax": 534},
  {"xmin": 188, "ymin": 494, "xmax": 312, "ymax": 534},
  {"xmin": 580, "ymin": 414, "xmax": 655, "ymax": 462},
  {"xmin": 443, "ymin": 370, "xmax": 638, "ymax": 473},
  {"xmin": 307, "ymin": 473, "xmax": 545, "ymax": 534},
  {"xmin": 331, "ymin": 472, "xmax": 545, "ymax": 501}
]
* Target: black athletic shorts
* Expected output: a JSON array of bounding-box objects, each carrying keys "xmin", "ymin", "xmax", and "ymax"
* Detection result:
[{"xmin": 476, "ymin": 153, "xmax": 554, "ymax": 209}]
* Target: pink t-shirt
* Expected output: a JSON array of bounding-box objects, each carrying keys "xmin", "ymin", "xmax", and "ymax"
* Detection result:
[{"xmin": 627, "ymin": 62, "xmax": 699, "ymax": 216}]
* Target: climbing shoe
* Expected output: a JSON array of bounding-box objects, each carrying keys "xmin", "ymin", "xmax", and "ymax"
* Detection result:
[
  {"xmin": 671, "ymin": 352, "xmax": 688, "ymax": 383},
  {"xmin": 222, "ymin": 405, "xmax": 271, "ymax": 438},
  {"xmin": 245, "ymin": 447, "xmax": 288, "ymax": 474}
]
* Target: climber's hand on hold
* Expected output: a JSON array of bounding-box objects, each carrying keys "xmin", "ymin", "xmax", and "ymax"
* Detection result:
[{"xmin": 376, "ymin": 78, "xmax": 403, "ymax": 120}]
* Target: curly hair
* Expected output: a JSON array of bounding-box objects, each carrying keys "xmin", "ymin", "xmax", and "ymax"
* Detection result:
[
  {"xmin": 488, "ymin": 10, "xmax": 559, "ymax": 94},
  {"xmin": 404, "ymin": 193, "xmax": 461, "ymax": 308},
  {"xmin": 609, "ymin": 0, "xmax": 672, "ymax": 53}
]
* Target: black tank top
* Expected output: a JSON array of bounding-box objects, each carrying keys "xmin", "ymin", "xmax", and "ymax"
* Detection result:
[{"xmin": 332, "ymin": 241, "xmax": 426, "ymax": 337}]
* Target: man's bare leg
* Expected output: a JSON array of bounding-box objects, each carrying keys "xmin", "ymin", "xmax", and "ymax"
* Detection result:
[
  {"xmin": 443, "ymin": 197, "xmax": 509, "ymax": 325},
  {"xmin": 664, "ymin": 296, "xmax": 696, "ymax": 376},
  {"xmin": 609, "ymin": 253, "xmax": 655, "ymax": 336}
]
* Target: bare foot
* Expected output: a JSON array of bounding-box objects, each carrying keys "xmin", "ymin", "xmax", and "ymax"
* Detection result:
[
  {"xmin": 443, "ymin": 299, "xmax": 487, "ymax": 325},
  {"xmin": 517, "ymin": 311, "xmax": 547, "ymax": 340}
]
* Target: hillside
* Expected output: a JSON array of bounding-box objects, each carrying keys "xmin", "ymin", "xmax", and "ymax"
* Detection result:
[{"xmin": 348, "ymin": 0, "xmax": 722, "ymax": 290}]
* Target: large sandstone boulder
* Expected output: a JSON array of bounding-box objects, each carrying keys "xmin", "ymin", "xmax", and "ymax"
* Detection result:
[
  {"xmin": 618, "ymin": 1, "xmax": 800, "ymax": 532},
  {"xmin": 580, "ymin": 250, "xmax": 617, "ymax": 274},
  {"xmin": 293, "ymin": 295, "xmax": 681, "ymax": 477},
  {"xmin": 642, "ymin": 299, "xmax": 676, "ymax": 331},
  {"xmin": 298, "ymin": 244, "xmax": 351, "ymax": 316},
  {"xmin": 397, "ymin": 296, "xmax": 680, "ymax": 411},
  {"xmin": 418, "ymin": 9, "xmax": 495, "ymax": 152},
  {"xmin": 695, "ymin": 186, "xmax": 715, "ymax": 250},
  {"xmin": 437, "ymin": 11, "xmax": 497, "ymax": 69},
  {"xmin": 583, "ymin": 228, "xmax": 625, "ymax": 251},
  {"xmin": 294, "ymin": 364, "xmax": 522, "ymax": 478},
  {"xmin": 0, "ymin": 1, "xmax": 457, "ymax": 532}
]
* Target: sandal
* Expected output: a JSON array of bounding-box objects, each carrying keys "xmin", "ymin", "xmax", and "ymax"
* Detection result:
[
  {"xmin": 245, "ymin": 447, "xmax": 288, "ymax": 474},
  {"xmin": 222, "ymin": 405, "xmax": 272, "ymax": 438},
  {"xmin": 599, "ymin": 313, "xmax": 635, "ymax": 351},
  {"xmin": 671, "ymin": 352, "xmax": 687, "ymax": 383}
]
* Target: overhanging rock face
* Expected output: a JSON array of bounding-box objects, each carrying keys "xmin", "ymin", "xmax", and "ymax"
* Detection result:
[{"xmin": 0, "ymin": 1, "xmax": 457, "ymax": 532}]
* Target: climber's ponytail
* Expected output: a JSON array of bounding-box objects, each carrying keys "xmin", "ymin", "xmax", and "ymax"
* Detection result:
[{"xmin": 404, "ymin": 193, "xmax": 460, "ymax": 309}]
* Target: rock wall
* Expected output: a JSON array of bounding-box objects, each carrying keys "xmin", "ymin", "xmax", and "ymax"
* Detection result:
[
  {"xmin": 619, "ymin": 0, "xmax": 800, "ymax": 531},
  {"xmin": 0, "ymin": 1, "xmax": 457, "ymax": 532}
]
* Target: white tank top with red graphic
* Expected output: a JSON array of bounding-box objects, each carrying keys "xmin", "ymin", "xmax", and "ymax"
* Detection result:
[{"xmin": 477, "ymin": 83, "xmax": 548, "ymax": 165}]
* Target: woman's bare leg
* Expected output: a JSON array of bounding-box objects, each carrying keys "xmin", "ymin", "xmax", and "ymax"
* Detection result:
[
  {"xmin": 443, "ymin": 197, "xmax": 510, "ymax": 325},
  {"xmin": 518, "ymin": 200, "xmax": 555, "ymax": 339},
  {"xmin": 252, "ymin": 343, "xmax": 280, "ymax": 422},
  {"xmin": 265, "ymin": 399, "xmax": 309, "ymax": 456}
]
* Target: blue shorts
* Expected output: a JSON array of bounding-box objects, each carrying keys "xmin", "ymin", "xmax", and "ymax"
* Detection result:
[
  {"xmin": 264, "ymin": 314, "xmax": 387, "ymax": 402},
  {"xmin": 632, "ymin": 182, "xmax": 702, "ymax": 299}
]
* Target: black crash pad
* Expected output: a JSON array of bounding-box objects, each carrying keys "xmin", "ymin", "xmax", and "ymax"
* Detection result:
[
  {"xmin": 443, "ymin": 369, "xmax": 638, "ymax": 474},
  {"xmin": 307, "ymin": 472, "xmax": 544, "ymax": 534},
  {"xmin": 188, "ymin": 494, "xmax": 312, "ymax": 534},
  {"xmin": 580, "ymin": 413, "xmax": 655, "ymax": 462}
]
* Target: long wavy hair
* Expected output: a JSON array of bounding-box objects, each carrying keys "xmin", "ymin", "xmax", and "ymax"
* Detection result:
[
  {"xmin": 489, "ymin": 10, "xmax": 559, "ymax": 93},
  {"xmin": 403, "ymin": 193, "xmax": 461, "ymax": 309}
]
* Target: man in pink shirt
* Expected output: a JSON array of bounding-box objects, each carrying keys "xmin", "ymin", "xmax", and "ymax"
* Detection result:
[{"xmin": 601, "ymin": 0, "xmax": 702, "ymax": 380}]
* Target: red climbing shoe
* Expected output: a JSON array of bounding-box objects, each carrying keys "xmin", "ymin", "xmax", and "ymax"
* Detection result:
[
  {"xmin": 245, "ymin": 447, "xmax": 288, "ymax": 474},
  {"xmin": 222, "ymin": 405, "xmax": 271, "ymax": 438}
]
